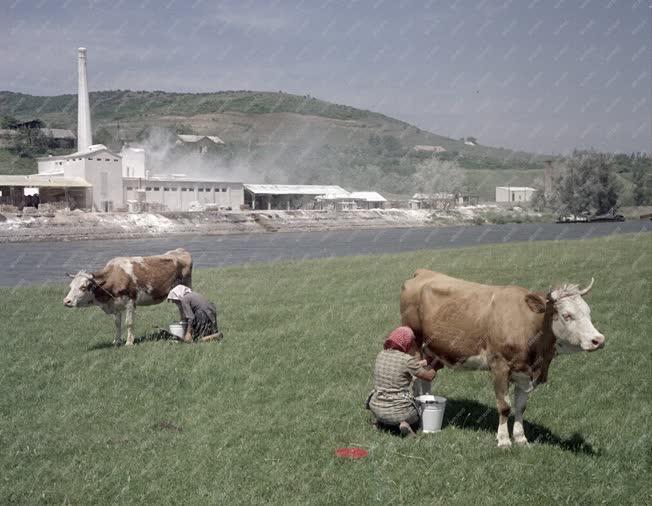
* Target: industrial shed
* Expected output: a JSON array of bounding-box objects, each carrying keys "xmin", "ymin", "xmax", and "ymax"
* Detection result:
[
  {"xmin": 316, "ymin": 191, "xmax": 387, "ymax": 210},
  {"xmin": 243, "ymin": 184, "xmax": 349, "ymax": 210},
  {"xmin": 0, "ymin": 175, "xmax": 92, "ymax": 209},
  {"xmin": 348, "ymin": 192, "xmax": 387, "ymax": 209}
]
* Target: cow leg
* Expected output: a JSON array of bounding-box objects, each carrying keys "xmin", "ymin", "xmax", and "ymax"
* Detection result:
[
  {"xmin": 491, "ymin": 362, "xmax": 512, "ymax": 448},
  {"xmin": 125, "ymin": 300, "xmax": 136, "ymax": 346},
  {"xmin": 113, "ymin": 312, "xmax": 123, "ymax": 345},
  {"xmin": 513, "ymin": 386, "xmax": 529, "ymax": 446}
]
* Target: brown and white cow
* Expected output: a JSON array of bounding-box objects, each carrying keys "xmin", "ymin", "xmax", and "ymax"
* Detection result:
[
  {"xmin": 400, "ymin": 269, "xmax": 605, "ymax": 447},
  {"xmin": 63, "ymin": 248, "xmax": 192, "ymax": 346}
]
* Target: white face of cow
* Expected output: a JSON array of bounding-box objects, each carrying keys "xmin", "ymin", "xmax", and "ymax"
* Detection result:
[
  {"xmin": 550, "ymin": 280, "xmax": 605, "ymax": 353},
  {"xmin": 63, "ymin": 271, "xmax": 96, "ymax": 307}
]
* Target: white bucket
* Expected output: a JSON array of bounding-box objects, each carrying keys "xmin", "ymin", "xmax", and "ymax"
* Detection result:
[
  {"xmin": 416, "ymin": 395, "xmax": 447, "ymax": 433},
  {"xmin": 168, "ymin": 322, "xmax": 187, "ymax": 339}
]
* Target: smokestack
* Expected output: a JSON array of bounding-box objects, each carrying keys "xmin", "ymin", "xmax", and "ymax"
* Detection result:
[
  {"xmin": 543, "ymin": 160, "xmax": 553, "ymax": 197},
  {"xmin": 77, "ymin": 47, "xmax": 92, "ymax": 152}
]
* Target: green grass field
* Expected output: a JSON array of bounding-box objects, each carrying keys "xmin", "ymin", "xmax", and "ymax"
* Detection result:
[{"xmin": 1, "ymin": 234, "xmax": 650, "ymax": 504}]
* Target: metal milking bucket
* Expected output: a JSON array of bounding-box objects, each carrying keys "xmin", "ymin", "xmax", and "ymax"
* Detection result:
[{"xmin": 416, "ymin": 395, "xmax": 447, "ymax": 433}]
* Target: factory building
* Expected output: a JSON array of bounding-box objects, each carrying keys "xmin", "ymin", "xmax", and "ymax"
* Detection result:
[
  {"xmin": 243, "ymin": 184, "xmax": 387, "ymax": 211},
  {"xmin": 28, "ymin": 48, "xmax": 240, "ymax": 213},
  {"xmin": 0, "ymin": 175, "xmax": 92, "ymax": 209},
  {"xmin": 1, "ymin": 47, "xmax": 381, "ymax": 215},
  {"xmin": 37, "ymin": 144, "xmax": 123, "ymax": 211},
  {"xmin": 176, "ymin": 135, "xmax": 225, "ymax": 155},
  {"xmin": 243, "ymin": 184, "xmax": 350, "ymax": 210},
  {"xmin": 495, "ymin": 186, "xmax": 536, "ymax": 203},
  {"xmin": 33, "ymin": 48, "xmax": 123, "ymax": 211},
  {"xmin": 123, "ymin": 177, "xmax": 244, "ymax": 211},
  {"xmin": 315, "ymin": 191, "xmax": 387, "ymax": 210},
  {"xmin": 122, "ymin": 146, "xmax": 146, "ymax": 178}
]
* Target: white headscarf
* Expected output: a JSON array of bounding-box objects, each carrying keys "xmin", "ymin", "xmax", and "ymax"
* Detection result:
[{"xmin": 167, "ymin": 284, "xmax": 192, "ymax": 301}]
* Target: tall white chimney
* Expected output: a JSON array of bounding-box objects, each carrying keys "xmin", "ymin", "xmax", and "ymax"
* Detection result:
[{"xmin": 77, "ymin": 47, "xmax": 92, "ymax": 152}]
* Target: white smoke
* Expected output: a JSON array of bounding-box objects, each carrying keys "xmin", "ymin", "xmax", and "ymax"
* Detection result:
[{"xmin": 136, "ymin": 128, "xmax": 290, "ymax": 184}]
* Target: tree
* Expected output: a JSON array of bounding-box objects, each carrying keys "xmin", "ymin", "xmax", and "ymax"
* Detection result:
[
  {"xmin": 381, "ymin": 135, "xmax": 402, "ymax": 153},
  {"xmin": 94, "ymin": 127, "xmax": 116, "ymax": 149},
  {"xmin": 529, "ymin": 176, "xmax": 547, "ymax": 211},
  {"xmin": 368, "ymin": 134, "xmax": 382, "ymax": 147},
  {"xmin": 414, "ymin": 158, "xmax": 466, "ymax": 210},
  {"xmin": 631, "ymin": 162, "xmax": 651, "ymax": 205},
  {"xmin": 551, "ymin": 151, "xmax": 621, "ymax": 215},
  {"xmin": 1, "ymin": 115, "xmax": 19, "ymax": 129}
]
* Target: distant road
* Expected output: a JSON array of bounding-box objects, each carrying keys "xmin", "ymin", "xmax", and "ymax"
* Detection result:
[{"xmin": 0, "ymin": 221, "xmax": 649, "ymax": 287}]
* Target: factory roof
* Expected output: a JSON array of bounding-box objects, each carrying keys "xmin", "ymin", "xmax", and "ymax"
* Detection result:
[
  {"xmin": 243, "ymin": 184, "xmax": 349, "ymax": 196},
  {"xmin": 411, "ymin": 192, "xmax": 456, "ymax": 200},
  {"xmin": 316, "ymin": 191, "xmax": 388, "ymax": 202},
  {"xmin": 177, "ymin": 134, "xmax": 225, "ymax": 144},
  {"xmin": 496, "ymin": 186, "xmax": 536, "ymax": 191},
  {"xmin": 0, "ymin": 175, "xmax": 92, "ymax": 188},
  {"xmin": 36, "ymin": 144, "xmax": 121, "ymax": 161},
  {"xmin": 348, "ymin": 191, "xmax": 387, "ymax": 202}
]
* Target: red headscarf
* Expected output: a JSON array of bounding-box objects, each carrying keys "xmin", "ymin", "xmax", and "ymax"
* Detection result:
[{"xmin": 383, "ymin": 326, "xmax": 416, "ymax": 353}]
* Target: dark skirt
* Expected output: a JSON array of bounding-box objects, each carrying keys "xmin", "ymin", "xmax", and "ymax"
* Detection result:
[{"xmin": 191, "ymin": 310, "xmax": 218, "ymax": 338}]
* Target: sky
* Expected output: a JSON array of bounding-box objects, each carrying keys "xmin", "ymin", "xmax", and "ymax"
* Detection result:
[{"xmin": 1, "ymin": 0, "xmax": 650, "ymax": 155}]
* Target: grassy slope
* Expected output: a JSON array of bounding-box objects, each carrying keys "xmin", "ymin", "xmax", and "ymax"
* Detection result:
[
  {"xmin": 0, "ymin": 90, "xmax": 545, "ymax": 162},
  {"xmin": 1, "ymin": 234, "xmax": 650, "ymax": 504},
  {"xmin": 0, "ymin": 148, "xmax": 37, "ymax": 175},
  {"xmin": 0, "ymin": 90, "xmax": 547, "ymax": 195}
]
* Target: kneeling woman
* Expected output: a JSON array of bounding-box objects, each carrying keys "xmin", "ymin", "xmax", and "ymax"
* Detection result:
[
  {"xmin": 367, "ymin": 326, "xmax": 436, "ymax": 435},
  {"xmin": 167, "ymin": 285, "xmax": 222, "ymax": 343}
]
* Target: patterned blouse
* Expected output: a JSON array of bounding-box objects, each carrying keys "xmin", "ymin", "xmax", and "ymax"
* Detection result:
[{"xmin": 368, "ymin": 349, "xmax": 426, "ymax": 425}]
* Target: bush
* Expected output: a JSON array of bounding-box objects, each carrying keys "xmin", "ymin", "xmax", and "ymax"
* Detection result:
[{"xmin": 551, "ymin": 151, "xmax": 622, "ymax": 215}]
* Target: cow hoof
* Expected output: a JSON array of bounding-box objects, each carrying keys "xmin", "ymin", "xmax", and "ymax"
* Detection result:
[
  {"xmin": 497, "ymin": 438, "xmax": 512, "ymax": 448},
  {"xmin": 112, "ymin": 340, "xmax": 124, "ymax": 346},
  {"xmin": 514, "ymin": 437, "xmax": 530, "ymax": 447},
  {"xmin": 125, "ymin": 341, "xmax": 134, "ymax": 347}
]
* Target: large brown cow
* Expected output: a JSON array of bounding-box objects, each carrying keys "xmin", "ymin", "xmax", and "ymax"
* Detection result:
[
  {"xmin": 400, "ymin": 269, "xmax": 605, "ymax": 447},
  {"xmin": 63, "ymin": 248, "xmax": 192, "ymax": 346}
]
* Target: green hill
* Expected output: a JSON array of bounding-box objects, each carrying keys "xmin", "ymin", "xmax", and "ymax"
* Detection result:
[{"xmin": 0, "ymin": 90, "xmax": 548, "ymax": 199}]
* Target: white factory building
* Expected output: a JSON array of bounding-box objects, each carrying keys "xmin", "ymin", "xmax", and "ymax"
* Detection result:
[
  {"xmin": 37, "ymin": 144, "xmax": 123, "ymax": 211},
  {"xmin": 495, "ymin": 186, "xmax": 536, "ymax": 203},
  {"xmin": 1, "ymin": 47, "xmax": 384, "ymax": 214},
  {"xmin": 124, "ymin": 177, "xmax": 244, "ymax": 211},
  {"xmin": 30, "ymin": 48, "xmax": 243, "ymax": 212},
  {"xmin": 32, "ymin": 48, "xmax": 125, "ymax": 210}
]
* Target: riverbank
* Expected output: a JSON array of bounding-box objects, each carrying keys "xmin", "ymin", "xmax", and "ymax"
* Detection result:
[{"xmin": 0, "ymin": 206, "xmax": 548, "ymax": 243}]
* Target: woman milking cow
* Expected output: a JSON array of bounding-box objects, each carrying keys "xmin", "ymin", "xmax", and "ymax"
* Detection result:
[{"xmin": 167, "ymin": 285, "xmax": 223, "ymax": 343}]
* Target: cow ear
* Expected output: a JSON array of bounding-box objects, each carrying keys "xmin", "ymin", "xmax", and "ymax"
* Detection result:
[{"xmin": 525, "ymin": 293, "xmax": 546, "ymax": 313}]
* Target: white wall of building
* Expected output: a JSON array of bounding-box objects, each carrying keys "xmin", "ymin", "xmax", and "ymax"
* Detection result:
[
  {"xmin": 121, "ymin": 147, "xmax": 146, "ymax": 178},
  {"xmin": 37, "ymin": 158, "xmax": 63, "ymax": 175},
  {"xmin": 123, "ymin": 179, "xmax": 244, "ymax": 211},
  {"xmin": 496, "ymin": 187, "xmax": 536, "ymax": 203},
  {"xmin": 38, "ymin": 148, "xmax": 123, "ymax": 210}
]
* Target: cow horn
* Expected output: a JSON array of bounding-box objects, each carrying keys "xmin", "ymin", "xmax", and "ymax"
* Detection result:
[
  {"xmin": 579, "ymin": 277, "xmax": 594, "ymax": 295},
  {"xmin": 65, "ymin": 272, "xmax": 76, "ymax": 278}
]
